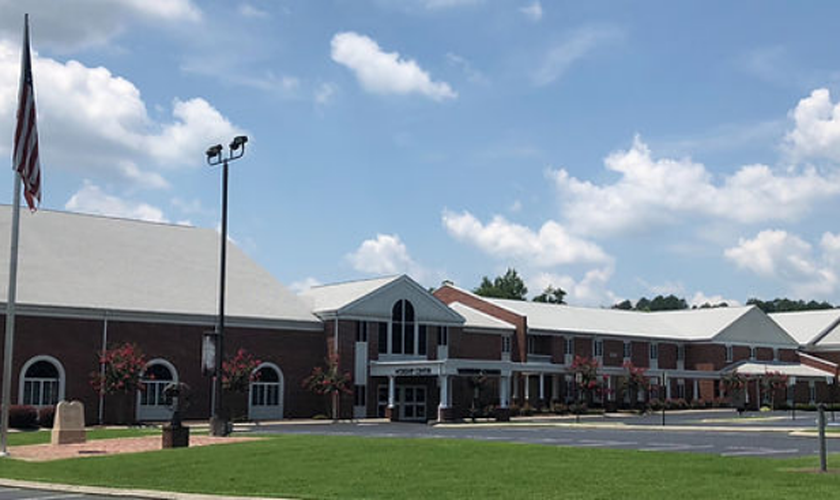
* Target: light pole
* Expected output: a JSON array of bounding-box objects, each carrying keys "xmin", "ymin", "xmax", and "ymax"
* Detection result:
[{"xmin": 206, "ymin": 135, "xmax": 248, "ymax": 437}]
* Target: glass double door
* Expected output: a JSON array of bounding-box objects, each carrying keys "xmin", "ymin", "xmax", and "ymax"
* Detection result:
[{"xmin": 378, "ymin": 384, "xmax": 427, "ymax": 421}]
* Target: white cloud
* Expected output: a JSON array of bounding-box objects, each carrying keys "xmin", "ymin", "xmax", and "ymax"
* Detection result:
[
  {"xmin": 0, "ymin": 41, "xmax": 242, "ymax": 189},
  {"xmin": 238, "ymin": 3, "xmax": 270, "ymax": 19},
  {"xmin": 314, "ymin": 82, "xmax": 338, "ymax": 105},
  {"xmin": 528, "ymin": 268, "xmax": 619, "ymax": 307},
  {"xmin": 65, "ymin": 181, "xmax": 167, "ymax": 222},
  {"xmin": 442, "ymin": 210, "xmax": 611, "ymax": 266},
  {"xmin": 724, "ymin": 230, "xmax": 838, "ymax": 297},
  {"xmin": 690, "ymin": 291, "xmax": 739, "ymax": 308},
  {"xmin": 331, "ymin": 32, "xmax": 456, "ymax": 101},
  {"xmin": 520, "ymin": 1, "xmax": 543, "ymax": 22},
  {"xmin": 532, "ymin": 25, "xmax": 623, "ymax": 86},
  {"xmin": 289, "ymin": 277, "xmax": 322, "ymax": 294},
  {"xmin": 551, "ymin": 136, "xmax": 840, "ymax": 237},
  {"xmin": 785, "ymin": 88, "xmax": 840, "ymax": 163},
  {"xmin": 446, "ymin": 53, "xmax": 489, "ymax": 85},
  {"xmin": 0, "ymin": 0, "xmax": 201, "ymax": 51},
  {"xmin": 347, "ymin": 234, "xmax": 428, "ymax": 278}
]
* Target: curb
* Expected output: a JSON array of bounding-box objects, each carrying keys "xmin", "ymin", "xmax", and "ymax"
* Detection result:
[
  {"xmin": 0, "ymin": 478, "xmax": 296, "ymax": 500},
  {"xmin": 432, "ymin": 422, "xmax": 812, "ymax": 433}
]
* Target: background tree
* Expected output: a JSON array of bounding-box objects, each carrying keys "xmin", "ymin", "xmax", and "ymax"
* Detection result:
[
  {"xmin": 473, "ymin": 268, "xmax": 528, "ymax": 300},
  {"xmin": 612, "ymin": 299, "xmax": 633, "ymax": 310},
  {"xmin": 746, "ymin": 298, "xmax": 834, "ymax": 313},
  {"xmin": 533, "ymin": 285, "xmax": 567, "ymax": 304},
  {"xmin": 612, "ymin": 295, "xmax": 688, "ymax": 312}
]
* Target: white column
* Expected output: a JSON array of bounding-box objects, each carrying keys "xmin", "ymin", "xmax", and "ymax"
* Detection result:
[
  {"xmin": 500, "ymin": 376, "xmax": 510, "ymax": 408},
  {"xmin": 539, "ymin": 373, "xmax": 545, "ymax": 401},
  {"xmin": 665, "ymin": 373, "xmax": 672, "ymax": 400},
  {"xmin": 512, "ymin": 373, "xmax": 520, "ymax": 399},
  {"xmin": 551, "ymin": 374, "xmax": 560, "ymax": 401},
  {"xmin": 439, "ymin": 375, "xmax": 450, "ymax": 409},
  {"xmin": 524, "ymin": 374, "xmax": 531, "ymax": 402},
  {"xmin": 388, "ymin": 375, "xmax": 396, "ymax": 409},
  {"xmin": 693, "ymin": 379, "xmax": 699, "ymax": 400}
]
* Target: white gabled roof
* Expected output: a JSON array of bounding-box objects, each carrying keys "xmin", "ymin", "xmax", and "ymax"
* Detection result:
[
  {"xmin": 301, "ymin": 275, "xmax": 465, "ymax": 325},
  {"xmin": 731, "ymin": 361, "xmax": 834, "ymax": 379},
  {"xmin": 449, "ymin": 302, "xmax": 515, "ymax": 333},
  {"xmin": 769, "ymin": 310, "xmax": 840, "ymax": 346},
  {"xmin": 299, "ymin": 276, "xmax": 401, "ymax": 314},
  {"xmin": 0, "ymin": 207, "xmax": 321, "ymax": 328},
  {"xmin": 486, "ymin": 298, "xmax": 796, "ymax": 344}
]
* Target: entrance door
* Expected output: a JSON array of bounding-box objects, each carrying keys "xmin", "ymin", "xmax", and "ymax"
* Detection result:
[
  {"xmin": 249, "ymin": 364, "xmax": 284, "ymax": 421},
  {"xmin": 398, "ymin": 386, "xmax": 427, "ymax": 421}
]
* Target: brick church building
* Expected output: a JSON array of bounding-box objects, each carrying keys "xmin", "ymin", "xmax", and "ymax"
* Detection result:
[{"xmin": 0, "ymin": 207, "xmax": 838, "ymax": 424}]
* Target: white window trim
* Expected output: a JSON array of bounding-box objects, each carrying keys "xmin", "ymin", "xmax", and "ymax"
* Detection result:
[
  {"xmin": 248, "ymin": 362, "xmax": 285, "ymax": 421},
  {"xmin": 137, "ymin": 358, "xmax": 178, "ymax": 421},
  {"xmin": 18, "ymin": 355, "xmax": 66, "ymax": 407}
]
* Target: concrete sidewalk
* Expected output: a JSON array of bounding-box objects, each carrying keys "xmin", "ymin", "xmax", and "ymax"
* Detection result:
[{"xmin": 0, "ymin": 478, "xmax": 295, "ymax": 500}]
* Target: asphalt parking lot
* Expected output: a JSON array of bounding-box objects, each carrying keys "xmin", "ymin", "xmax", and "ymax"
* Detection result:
[
  {"xmin": 0, "ymin": 486, "xmax": 144, "ymax": 500},
  {"xmin": 252, "ymin": 410, "xmax": 837, "ymax": 459}
]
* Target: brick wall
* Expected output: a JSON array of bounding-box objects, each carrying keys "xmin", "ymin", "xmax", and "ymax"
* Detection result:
[
  {"xmin": 603, "ymin": 339, "xmax": 624, "ymax": 367},
  {"xmin": 434, "ymin": 286, "xmax": 527, "ymax": 362},
  {"xmin": 0, "ymin": 313, "xmax": 326, "ymax": 424}
]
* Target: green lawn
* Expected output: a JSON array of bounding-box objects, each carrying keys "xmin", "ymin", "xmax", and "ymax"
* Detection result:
[{"xmin": 1, "ymin": 434, "xmax": 839, "ymax": 499}]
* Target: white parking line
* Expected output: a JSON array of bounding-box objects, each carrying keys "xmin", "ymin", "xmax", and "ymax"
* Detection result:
[
  {"xmin": 574, "ymin": 439, "xmax": 638, "ymax": 448},
  {"xmin": 721, "ymin": 447, "xmax": 799, "ymax": 457},
  {"xmin": 639, "ymin": 444, "xmax": 714, "ymax": 452}
]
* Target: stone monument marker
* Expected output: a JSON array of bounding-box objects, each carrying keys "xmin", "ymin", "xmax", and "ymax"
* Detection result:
[{"xmin": 51, "ymin": 400, "xmax": 86, "ymax": 445}]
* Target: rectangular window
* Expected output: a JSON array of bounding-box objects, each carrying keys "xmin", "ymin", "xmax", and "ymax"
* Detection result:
[
  {"xmin": 676, "ymin": 380, "xmax": 686, "ymax": 399},
  {"xmin": 649, "ymin": 343, "xmax": 658, "ymax": 360},
  {"xmin": 502, "ymin": 335, "xmax": 512, "ymax": 353},
  {"xmin": 623, "ymin": 341, "xmax": 632, "ymax": 359},
  {"xmin": 439, "ymin": 326, "xmax": 448, "ymax": 346},
  {"xmin": 677, "ymin": 344, "xmax": 685, "ymax": 361},
  {"xmin": 418, "ymin": 325, "xmax": 427, "ymax": 355},
  {"xmin": 773, "ymin": 348, "xmax": 779, "ymax": 361},
  {"xmin": 725, "ymin": 345, "xmax": 733, "ymax": 363},
  {"xmin": 593, "ymin": 339, "xmax": 603, "ymax": 357},
  {"xmin": 528, "ymin": 336, "xmax": 536, "ymax": 355},
  {"xmin": 750, "ymin": 347, "xmax": 757, "ymax": 360},
  {"xmin": 378, "ymin": 322, "xmax": 388, "ymax": 354},
  {"xmin": 354, "ymin": 385, "xmax": 366, "ymax": 407},
  {"xmin": 392, "ymin": 323, "xmax": 403, "ymax": 354},
  {"xmin": 356, "ymin": 321, "xmax": 367, "ymax": 342},
  {"xmin": 565, "ymin": 337, "xmax": 574, "ymax": 355},
  {"xmin": 404, "ymin": 324, "xmax": 415, "ymax": 355}
]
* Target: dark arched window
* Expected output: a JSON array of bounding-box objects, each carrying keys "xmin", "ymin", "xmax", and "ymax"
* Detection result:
[{"xmin": 391, "ymin": 299, "xmax": 415, "ymax": 355}]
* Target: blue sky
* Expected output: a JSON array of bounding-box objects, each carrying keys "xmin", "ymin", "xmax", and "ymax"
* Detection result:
[{"xmin": 3, "ymin": 0, "xmax": 840, "ymax": 307}]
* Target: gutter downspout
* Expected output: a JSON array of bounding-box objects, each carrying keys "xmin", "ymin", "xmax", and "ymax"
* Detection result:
[{"xmin": 97, "ymin": 311, "xmax": 109, "ymax": 425}]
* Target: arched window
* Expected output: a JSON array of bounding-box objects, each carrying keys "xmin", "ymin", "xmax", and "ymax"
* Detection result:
[
  {"xmin": 19, "ymin": 356, "xmax": 65, "ymax": 407},
  {"xmin": 391, "ymin": 299, "xmax": 416, "ymax": 355},
  {"xmin": 137, "ymin": 359, "xmax": 178, "ymax": 421},
  {"xmin": 249, "ymin": 363, "xmax": 284, "ymax": 421}
]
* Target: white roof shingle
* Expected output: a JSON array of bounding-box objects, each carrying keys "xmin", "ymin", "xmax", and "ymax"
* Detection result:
[
  {"xmin": 449, "ymin": 302, "xmax": 515, "ymax": 333},
  {"xmin": 769, "ymin": 310, "xmax": 840, "ymax": 346},
  {"xmin": 0, "ymin": 207, "xmax": 321, "ymax": 328}
]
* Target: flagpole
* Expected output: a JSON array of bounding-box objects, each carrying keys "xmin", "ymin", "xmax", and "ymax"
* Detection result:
[{"xmin": 0, "ymin": 174, "xmax": 22, "ymax": 457}]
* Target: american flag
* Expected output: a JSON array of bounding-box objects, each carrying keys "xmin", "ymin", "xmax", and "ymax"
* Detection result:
[{"xmin": 13, "ymin": 14, "xmax": 41, "ymax": 211}]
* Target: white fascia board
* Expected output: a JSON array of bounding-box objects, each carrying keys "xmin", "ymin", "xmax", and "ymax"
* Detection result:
[{"xmin": 9, "ymin": 303, "xmax": 325, "ymax": 332}]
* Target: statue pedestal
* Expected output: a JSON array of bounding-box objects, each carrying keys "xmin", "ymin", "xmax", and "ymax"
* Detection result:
[{"xmin": 162, "ymin": 425, "xmax": 190, "ymax": 448}]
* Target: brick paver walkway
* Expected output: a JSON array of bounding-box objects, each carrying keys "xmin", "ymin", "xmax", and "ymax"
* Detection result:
[{"xmin": 8, "ymin": 435, "xmax": 258, "ymax": 461}]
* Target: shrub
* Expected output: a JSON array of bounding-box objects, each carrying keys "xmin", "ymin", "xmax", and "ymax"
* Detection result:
[
  {"xmin": 665, "ymin": 398, "xmax": 689, "ymax": 410},
  {"xmin": 9, "ymin": 405, "xmax": 38, "ymax": 429},
  {"xmin": 648, "ymin": 398, "xmax": 664, "ymax": 411},
  {"xmin": 38, "ymin": 405, "xmax": 56, "ymax": 428},
  {"xmin": 551, "ymin": 402, "xmax": 568, "ymax": 415},
  {"xmin": 795, "ymin": 403, "xmax": 817, "ymax": 411}
]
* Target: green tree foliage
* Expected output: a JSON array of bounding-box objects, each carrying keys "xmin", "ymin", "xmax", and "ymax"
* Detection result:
[
  {"xmin": 473, "ymin": 268, "xmax": 528, "ymax": 301},
  {"xmin": 746, "ymin": 298, "xmax": 834, "ymax": 313},
  {"xmin": 532, "ymin": 285, "xmax": 567, "ymax": 304},
  {"xmin": 614, "ymin": 295, "xmax": 688, "ymax": 312},
  {"xmin": 612, "ymin": 299, "xmax": 633, "ymax": 310}
]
